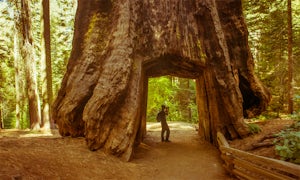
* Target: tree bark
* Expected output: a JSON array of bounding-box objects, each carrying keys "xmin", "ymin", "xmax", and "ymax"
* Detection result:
[
  {"xmin": 41, "ymin": 0, "xmax": 54, "ymax": 130},
  {"xmin": 0, "ymin": 102, "xmax": 3, "ymax": 129},
  {"xmin": 287, "ymin": 0, "xmax": 293, "ymax": 114},
  {"xmin": 53, "ymin": 0, "xmax": 270, "ymax": 160},
  {"xmin": 19, "ymin": 0, "xmax": 41, "ymax": 130},
  {"xmin": 14, "ymin": 22, "xmax": 21, "ymax": 129},
  {"xmin": 13, "ymin": 2, "xmax": 27, "ymax": 129}
]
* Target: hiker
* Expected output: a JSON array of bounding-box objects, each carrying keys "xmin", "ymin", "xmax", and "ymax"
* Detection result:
[{"xmin": 156, "ymin": 105, "xmax": 170, "ymax": 142}]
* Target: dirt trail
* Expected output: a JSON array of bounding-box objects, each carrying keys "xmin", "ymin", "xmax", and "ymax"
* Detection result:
[{"xmin": 0, "ymin": 122, "xmax": 232, "ymax": 180}]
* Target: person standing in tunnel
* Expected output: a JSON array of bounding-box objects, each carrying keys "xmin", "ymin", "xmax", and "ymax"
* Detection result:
[{"xmin": 156, "ymin": 105, "xmax": 170, "ymax": 142}]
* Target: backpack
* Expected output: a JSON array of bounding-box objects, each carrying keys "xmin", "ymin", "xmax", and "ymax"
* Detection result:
[{"xmin": 156, "ymin": 111, "xmax": 163, "ymax": 122}]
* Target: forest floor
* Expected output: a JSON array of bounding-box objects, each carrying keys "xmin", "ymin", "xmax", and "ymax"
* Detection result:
[
  {"xmin": 229, "ymin": 118, "xmax": 295, "ymax": 159},
  {"xmin": 0, "ymin": 119, "xmax": 295, "ymax": 180}
]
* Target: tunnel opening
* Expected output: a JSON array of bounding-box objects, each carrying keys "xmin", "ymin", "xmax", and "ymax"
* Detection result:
[
  {"xmin": 137, "ymin": 54, "xmax": 209, "ymax": 144},
  {"xmin": 145, "ymin": 76, "xmax": 199, "ymax": 142}
]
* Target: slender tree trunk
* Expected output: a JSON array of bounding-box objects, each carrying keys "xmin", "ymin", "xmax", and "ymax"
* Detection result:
[
  {"xmin": 187, "ymin": 80, "xmax": 192, "ymax": 121},
  {"xmin": 13, "ymin": 1, "xmax": 27, "ymax": 129},
  {"xmin": 178, "ymin": 78, "xmax": 191, "ymax": 121},
  {"xmin": 14, "ymin": 22, "xmax": 21, "ymax": 129},
  {"xmin": 41, "ymin": 0, "xmax": 53, "ymax": 129},
  {"xmin": 0, "ymin": 102, "xmax": 3, "ymax": 129},
  {"xmin": 287, "ymin": 0, "xmax": 293, "ymax": 114},
  {"xmin": 19, "ymin": 0, "xmax": 41, "ymax": 130}
]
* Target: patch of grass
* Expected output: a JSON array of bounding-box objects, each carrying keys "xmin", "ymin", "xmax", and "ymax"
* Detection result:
[{"xmin": 247, "ymin": 123, "xmax": 261, "ymax": 134}]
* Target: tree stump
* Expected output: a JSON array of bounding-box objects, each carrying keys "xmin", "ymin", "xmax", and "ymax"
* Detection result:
[{"xmin": 52, "ymin": 0, "xmax": 271, "ymax": 161}]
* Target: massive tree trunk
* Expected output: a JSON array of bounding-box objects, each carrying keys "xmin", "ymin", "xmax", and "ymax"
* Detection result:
[{"xmin": 53, "ymin": 0, "xmax": 270, "ymax": 161}]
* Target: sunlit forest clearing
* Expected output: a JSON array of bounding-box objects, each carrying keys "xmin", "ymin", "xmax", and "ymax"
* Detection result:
[{"xmin": 0, "ymin": 0, "xmax": 300, "ymax": 179}]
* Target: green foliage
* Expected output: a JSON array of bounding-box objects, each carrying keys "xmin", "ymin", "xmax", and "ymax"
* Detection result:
[
  {"xmin": 247, "ymin": 123, "xmax": 261, "ymax": 134},
  {"xmin": 243, "ymin": 0, "xmax": 300, "ymax": 115},
  {"xmin": 252, "ymin": 114, "xmax": 268, "ymax": 121},
  {"xmin": 0, "ymin": 1, "xmax": 17, "ymax": 128},
  {"xmin": 50, "ymin": 0, "xmax": 76, "ymax": 94},
  {"xmin": 3, "ymin": 113, "xmax": 15, "ymax": 129},
  {"xmin": 147, "ymin": 76, "xmax": 176, "ymax": 122},
  {"xmin": 147, "ymin": 76, "xmax": 199, "ymax": 123},
  {"xmin": 0, "ymin": 0, "xmax": 76, "ymax": 129},
  {"xmin": 274, "ymin": 121, "xmax": 300, "ymax": 164}
]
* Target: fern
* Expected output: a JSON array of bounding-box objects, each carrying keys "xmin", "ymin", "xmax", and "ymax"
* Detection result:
[{"xmin": 274, "ymin": 121, "xmax": 300, "ymax": 164}]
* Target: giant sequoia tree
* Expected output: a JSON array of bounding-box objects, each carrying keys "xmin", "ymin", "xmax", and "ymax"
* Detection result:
[{"xmin": 53, "ymin": 0, "xmax": 270, "ymax": 161}]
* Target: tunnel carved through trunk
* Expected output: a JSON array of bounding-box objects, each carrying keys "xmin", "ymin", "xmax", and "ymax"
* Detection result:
[{"xmin": 52, "ymin": 0, "xmax": 271, "ymax": 161}]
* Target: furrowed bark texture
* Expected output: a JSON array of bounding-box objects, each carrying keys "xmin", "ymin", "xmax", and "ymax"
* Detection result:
[{"xmin": 53, "ymin": 0, "xmax": 271, "ymax": 161}]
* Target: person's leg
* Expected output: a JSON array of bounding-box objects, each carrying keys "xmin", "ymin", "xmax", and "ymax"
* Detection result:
[
  {"xmin": 165, "ymin": 127, "xmax": 170, "ymax": 142},
  {"xmin": 161, "ymin": 128, "xmax": 165, "ymax": 142}
]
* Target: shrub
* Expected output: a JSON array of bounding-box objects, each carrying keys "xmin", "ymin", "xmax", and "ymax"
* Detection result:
[{"xmin": 274, "ymin": 121, "xmax": 300, "ymax": 164}]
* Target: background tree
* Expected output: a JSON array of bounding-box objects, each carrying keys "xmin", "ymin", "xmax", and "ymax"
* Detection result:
[
  {"xmin": 242, "ymin": 0, "xmax": 300, "ymax": 117},
  {"xmin": 0, "ymin": 1, "xmax": 19, "ymax": 128},
  {"xmin": 40, "ymin": 0, "xmax": 53, "ymax": 129},
  {"xmin": 287, "ymin": 0, "xmax": 293, "ymax": 114},
  {"xmin": 147, "ymin": 76, "xmax": 198, "ymax": 123},
  {"xmin": 176, "ymin": 78, "xmax": 196, "ymax": 122},
  {"xmin": 14, "ymin": 15, "xmax": 21, "ymax": 129},
  {"xmin": 147, "ymin": 76, "xmax": 176, "ymax": 121},
  {"xmin": 50, "ymin": 0, "xmax": 76, "ymax": 94},
  {"xmin": 0, "ymin": 0, "xmax": 76, "ymax": 129},
  {"xmin": 17, "ymin": 0, "xmax": 41, "ymax": 130},
  {"xmin": 0, "ymin": 103, "xmax": 2, "ymax": 129}
]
